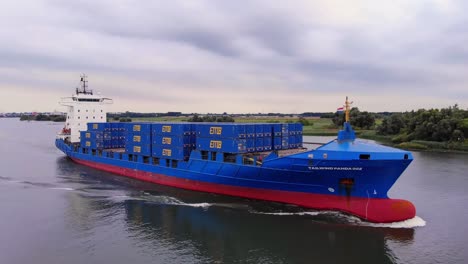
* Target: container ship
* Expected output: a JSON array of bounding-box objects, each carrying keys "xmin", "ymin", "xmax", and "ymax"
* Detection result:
[{"xmin": 56, "ymin": 76, "xmax": 416, "ymax": 223}]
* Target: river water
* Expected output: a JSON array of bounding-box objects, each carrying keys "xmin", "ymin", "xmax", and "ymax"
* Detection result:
[{"xmin": 0, "ymin": 118, "xmax": 467, "ymax": 264}]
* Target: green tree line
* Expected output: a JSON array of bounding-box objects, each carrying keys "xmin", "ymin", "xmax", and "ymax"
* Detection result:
[
  {"xmin": 377, "ymin": 105, "xmax": 468, "ymax": 142},
  {"xmin": 20, "ymin": 114, "xmax": 65, "ymax": 122},
  {"xmin": 188, "ymin": 114, "xmax": 235, "ymax": 122}
]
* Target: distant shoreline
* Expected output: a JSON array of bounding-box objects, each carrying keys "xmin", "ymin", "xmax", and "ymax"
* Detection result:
[{"xmin": 13, "ymin": 114, "xmax": 467, "ymax": 153}]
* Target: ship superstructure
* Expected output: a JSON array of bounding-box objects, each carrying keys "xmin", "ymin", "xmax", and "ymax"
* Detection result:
[
  {"xmin": 57, "ymin": 74, "xmax": 112, "ymax": 143},
  {"xmin": 56, "ymin": 76, "xmax": 416, "ymax": 223}
]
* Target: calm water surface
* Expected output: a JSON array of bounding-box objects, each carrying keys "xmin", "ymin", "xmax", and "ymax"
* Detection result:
[{"xmin": 1, "ymin": 119, "xmax": 467, "ymax": 264}]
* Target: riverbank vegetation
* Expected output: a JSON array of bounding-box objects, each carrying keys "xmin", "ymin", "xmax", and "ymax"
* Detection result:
[
  {"xmin": 374, "ymin": 105, "xmax": 468, "ymax": 151},
  {"xmin": 20, "ymin": 114, "xmax": 65, "ymax": 122}
]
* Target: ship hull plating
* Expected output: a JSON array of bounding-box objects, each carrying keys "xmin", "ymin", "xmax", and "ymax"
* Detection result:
[{"xmin": 57, "ymin": 139, "xmax": 415, "ymax": 223}]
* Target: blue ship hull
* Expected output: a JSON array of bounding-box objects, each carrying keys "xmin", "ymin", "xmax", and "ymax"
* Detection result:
[{"xmin": 56, "ymin": 134, "xmax": 416, "ymax": 223}]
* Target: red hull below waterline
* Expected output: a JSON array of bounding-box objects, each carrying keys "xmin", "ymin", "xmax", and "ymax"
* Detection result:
[{"xmin": 72, "ymin": 157, "xmax": 416, "ymax": 223}]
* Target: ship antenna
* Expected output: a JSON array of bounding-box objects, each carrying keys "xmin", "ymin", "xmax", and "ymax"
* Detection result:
[
  {"xmin": 80, "ymin": 74, "xmax": 88, "ymax": 93},
  {"xmin": 78, "ymin": 74, "xmax": 92, "ymax": 95}
]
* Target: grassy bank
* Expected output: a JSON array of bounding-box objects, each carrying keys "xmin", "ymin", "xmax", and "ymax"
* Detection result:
[{"xmin": 359, "ymin": 130, "xmax": 468, "ymax": 153}]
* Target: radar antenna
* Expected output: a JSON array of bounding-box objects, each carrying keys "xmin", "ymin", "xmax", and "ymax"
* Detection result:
[{"xmin": 76, "ymin": 74, "xmax": 93, "ymax": 95}]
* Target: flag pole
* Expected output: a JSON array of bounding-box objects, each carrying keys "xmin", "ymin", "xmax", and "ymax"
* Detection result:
[{"xmin": 345, "ymin": 96, "xmax": 352, "ymax": 122}]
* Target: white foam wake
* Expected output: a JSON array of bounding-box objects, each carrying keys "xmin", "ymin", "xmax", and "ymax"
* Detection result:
[
  {"xmin": 252, "ymin": 211, "xmax": 323, "ymax": 216},
  {"xmin": 251, "ymin": 210, "xmax": 426, "ymax": 228},
  {"xmin": 361, "ymin": 216, "xmax": 426, "ymax": 228},
  {"xmin": 181, "ymin": 202, "xmax": 211, "ymax": 208},
  {"xmin": 138, "ymin": 194, "xmax": 213, "ymax": 209}
]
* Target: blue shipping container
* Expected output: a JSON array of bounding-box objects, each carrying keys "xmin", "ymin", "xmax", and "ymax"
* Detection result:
[
  {"xmin": 246, "ymin": 138, "xmax": 255, "ymax": 152},
  {"xmin": 80, "ymin": 131, "xmax": 103, "ymax": 140},
  {"xmin": 82, "ymin": 139, "xmax": 103, "ymax": 149},
  {"xmin": 125, "ymin": 133, "xmax": 151, "ymax": 144},
  {"xmin": 288, "ymin": 123, "xmax": 296, "ymax": 135},
  {"xmin": 111, "ymin": 122, "xmax": 125, "ymax": 131},
  {"xmin": 255, "ymin": 137, "xmax": 264, "ymax": 151},
  {"xmin": 111, "ymin": 138, "xmax": 119, "ymax": 148},
  {"xmin": 125, "ymin": 143, "xmax": 152, "ymax": 155},
  {"xmin": 152, "ymin": 146, "xmax": 191, "ymax": 160},
  {"xmin": 295, "ymin": 134, "xmax": 303, "ymax": 147},
  {"xmin": 281, "ymin": 124, "xmax": 289, "ymax": 136},
  {"xmin": 282, "ymin": 136, "xmax": 289, "ymax": 149},
  {"xmin": 295, "ymin": 123, "xmax": 303, "ymax": 135},
  {"xmin": 152, "ymin": 123, "xmax": 193, "ymax": 136},
  {"xmin": 255, "ymin": 124, "xmax": 264, "ymax": 137},
  {"xmin": 272, "ymin": 124, "xmax": 282, "ymax": 136},
  {"xmin": 153, "ymin": 135, "xmax": 193, "ymax": 147},
  {"xmin": 197, "ymin": 137, "xmax": 247, "ymax": 153},
  {"xmin": 195, "ymin": 124, "xmax": 246, "ymax": 138},
  {"xmin": 288, "ymin": 136, "xmax": 296, "ymax": 148},
  {"xmin": 263, "ymin": 124, "xmax": 273, "ymax": 137},
  {"xmin": 273, "ymin": 136, "xmax": 282, "ymax": 150},
  {"xmin": 87, "ymin": 122, "xmax": 111, "ymax": 131},
  {"xmin": 245, "ymin": 124, "xmax": 255, "ymax": 138},
  {"xmin": 124, "ymin": 123, "xmax": 152, "ymax": 134},
  {"xmin": 103, "ymin": 131, "xmax": 111, "ymax": 139},
  {"xmin": 264, "ymin": 137, "xmax": 272, "ymax": 151}
]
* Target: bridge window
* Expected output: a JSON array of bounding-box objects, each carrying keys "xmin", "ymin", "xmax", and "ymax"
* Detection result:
[
  {"xmin": 171, "ymin": 160, "xmax": 178, "ymax": 168},
  {"xmin": 78, "ymin": 99, "xmax": 100, "ymax": 102},
  {"xmin": 359, "ymin": 154, "xmax": 371, "ymax": 160},
  {"xmin": 404, "ymin": 154, "xmax": 408, "ymax": 160},
  {"xmin": 201, "ymin": 151, "xmax": 208, "ymax": 160},
  {"xmin": 211, "ymin": 152, "xmax": 217, "ymax": 161}
]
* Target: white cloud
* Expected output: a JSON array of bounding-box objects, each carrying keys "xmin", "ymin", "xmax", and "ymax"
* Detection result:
[{"xmin": 0, "ymin": 0, "xmax": 466, "ymax": 113}]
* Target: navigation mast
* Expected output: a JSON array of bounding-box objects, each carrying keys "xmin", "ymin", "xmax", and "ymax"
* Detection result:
[{"xmin": 76, "ymin": 74, "xmax": 93, "ymax": 95}]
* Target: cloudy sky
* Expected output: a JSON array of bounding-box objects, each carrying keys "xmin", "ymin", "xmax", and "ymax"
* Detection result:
[{"xmin": 0, "ymin": 0, "xmax": 467, "ymax": 113}]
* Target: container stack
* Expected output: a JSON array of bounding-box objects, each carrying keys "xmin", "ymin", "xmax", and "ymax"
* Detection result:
[
  {"xmin": 80, "ymin": 131, "xmax": 105, "ymax": 149},
  {"xmin": 111, "ymin": 123, "xmax": 126, "ymax": 148},
  {"xmin": 272, "ymin": 124, "xmax": 282, "ymax": 150},
  {"xmin": 281, "ymin": 124, "xmax": 290, "ymax": 149},
  {"xmin": 80, "ymin": 123, "xmax": 112, "ymax": 149},
  {"xmin": 196, "ymin": 123, "xmax": 303, "ymax": 153},
  {"xmin": 295, "ymin": 123, "xmax": 303, "ymax": 148},
  {"xmin": 152, "ymin": 123, "xmax": 195, "ymax": 160},
  {"xmin": 196, "ymin": 124, "xmax": 247, "ymax": 153},
  {"xmin": 80, "ymin": 121, "xmax": 302, "ymax": 159},
  {"xmin": 124, "ymin": 123, "xmax": 152, "ymax": 156}
]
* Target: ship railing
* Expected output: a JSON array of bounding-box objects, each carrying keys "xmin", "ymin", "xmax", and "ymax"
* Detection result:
[{"xmin": 302, "ymin": 141, "xmax": 327, "ymax": 150}]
